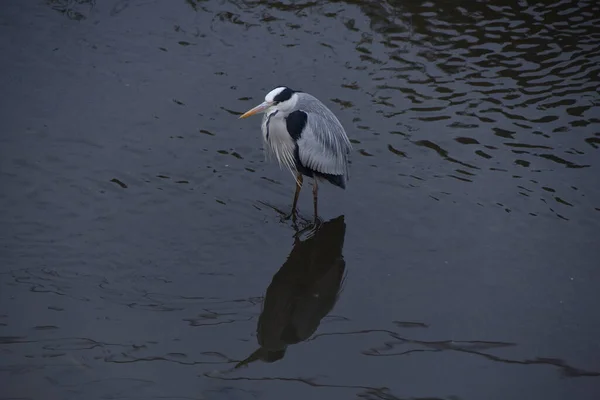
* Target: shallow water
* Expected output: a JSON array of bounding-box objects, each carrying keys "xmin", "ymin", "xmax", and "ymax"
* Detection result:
[{"xmin": 1, "ymin": 0, "xmax": 599, "ymax": 399}]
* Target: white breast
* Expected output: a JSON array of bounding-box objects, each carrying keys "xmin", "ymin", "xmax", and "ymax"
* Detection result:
[{"xmin": 261, "ymin": 110, "xmax": 297, "ymax": 176}]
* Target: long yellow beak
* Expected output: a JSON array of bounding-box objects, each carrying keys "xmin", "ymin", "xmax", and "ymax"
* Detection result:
[{"xmin": 238, "ymin": 101, "xmax": 271, "ymax": 119}]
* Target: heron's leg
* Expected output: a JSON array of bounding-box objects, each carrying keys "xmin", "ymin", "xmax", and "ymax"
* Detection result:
[
  {"xmin": 312, "ymin": 179, "xmax": 318, "ymax": 223},
  {"xmin": 290, "ymin": 173, "xmax": 303, "ymax": 219}
]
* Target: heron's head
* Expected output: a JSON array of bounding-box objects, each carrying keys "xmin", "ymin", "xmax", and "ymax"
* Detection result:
[{"xmin": 238, "ymin": 86, "xmax": 299, "ymax": 119}]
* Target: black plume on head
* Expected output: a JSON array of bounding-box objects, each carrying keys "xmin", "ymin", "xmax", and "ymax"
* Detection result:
[{"xmin": 273, "ymin": 87, "xmax": 296, "ymax": 102}]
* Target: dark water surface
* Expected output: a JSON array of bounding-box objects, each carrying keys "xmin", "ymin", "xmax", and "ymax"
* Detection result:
[{"xmin": 1, "ymin": 0, "xmax": 599, "ymax": 399}]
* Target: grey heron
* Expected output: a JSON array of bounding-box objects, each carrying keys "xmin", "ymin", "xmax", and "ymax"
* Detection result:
[{"xmin": 239, "ymin": 86, "xmax": 352, "ymax": 222}]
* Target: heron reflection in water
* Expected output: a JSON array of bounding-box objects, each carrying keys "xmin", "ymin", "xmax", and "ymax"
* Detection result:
[{"xmin": 236, "ymin": 215, "xmax": 347, "ymax": 367}]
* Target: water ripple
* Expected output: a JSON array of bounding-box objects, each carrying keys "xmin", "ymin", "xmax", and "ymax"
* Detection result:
[{"xmin": 322, "ymin": 0, "xmax": 600, "ymax": 220}]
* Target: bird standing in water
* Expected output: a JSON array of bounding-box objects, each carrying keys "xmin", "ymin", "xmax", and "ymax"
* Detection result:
[{"xmin": 239, "ymin": 86, "xmax": 352, "ymax": 222}]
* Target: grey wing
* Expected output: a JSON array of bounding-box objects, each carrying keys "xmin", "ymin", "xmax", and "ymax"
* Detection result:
[{"xmin": 296, "ymin": 109, "xmax": 352, "ymax": 178}]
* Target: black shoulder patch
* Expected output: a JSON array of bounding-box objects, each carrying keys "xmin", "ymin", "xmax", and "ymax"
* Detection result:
[
  {"xmin": 273, "ymin": 87, "xmax": 294, "ymax": 103},
  {"xmin": 286, "ymin": 110, "xmax": 307, "ymax": 141}
]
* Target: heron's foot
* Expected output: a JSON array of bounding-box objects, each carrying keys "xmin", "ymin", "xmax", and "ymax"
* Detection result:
[
  {"xmin": 294, "ymin": 220, "xmax": 315, "ymax": 239},
  {"xmin": 282, "ymin": 210, "xmax": 298, "ymax": 221},
  {"xmin": 282, "ymin": 209, "xmax": 313, "ymax": 231},
  {"xmin": 313, "ymin": 215, "xmax": 323, "ymax": 228}
]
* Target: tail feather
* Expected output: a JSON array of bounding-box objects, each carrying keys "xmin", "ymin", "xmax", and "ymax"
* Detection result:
[{"xmin": 319, "ymin": 172, "xmax": 345, "ymax": 189}]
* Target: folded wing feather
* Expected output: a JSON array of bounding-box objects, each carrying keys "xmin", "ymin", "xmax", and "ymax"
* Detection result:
[{"xmin": 296, "ymin": 111, "xmax": 352, "ymax": 177}]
